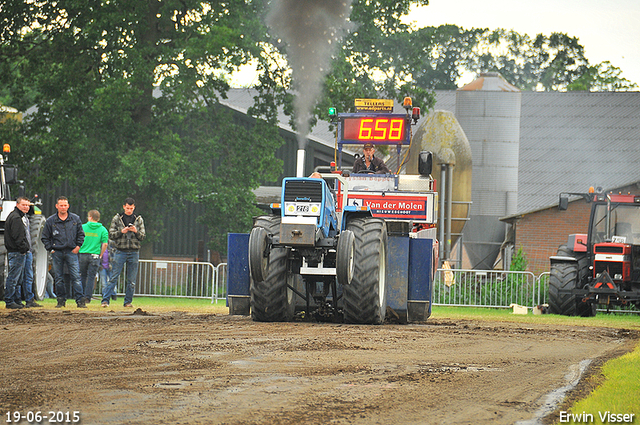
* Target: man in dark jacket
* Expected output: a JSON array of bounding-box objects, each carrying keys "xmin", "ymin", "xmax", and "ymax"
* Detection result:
[
  {"xmin": 3, "ymin": 197, "xmax": 40, "ymax": 309},
  {"xmin": 351, "ymin": 143, "xmax": 391, "ymax": 174},
  {"xmin": 41, "ymin": 196, "xmax": 86, "ymax": 308}
]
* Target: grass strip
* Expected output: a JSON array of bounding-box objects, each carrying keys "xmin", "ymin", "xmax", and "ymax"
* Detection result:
[
  {"xmin": 552, "ymin": 343, "xmax": 640, "ymax": 424},
  {"xmin": 31, "ymin": 296, "xmax": 229, "ymax": 314}
]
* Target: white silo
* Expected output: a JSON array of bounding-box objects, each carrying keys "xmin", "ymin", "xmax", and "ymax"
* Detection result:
[{"xmin": 455, "ymin": 72, "xmax": 521, "ymax": 269}]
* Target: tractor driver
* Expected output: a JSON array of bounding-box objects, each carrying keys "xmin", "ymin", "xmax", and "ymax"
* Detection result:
[{"xmin": 352, "ymin": 143, "xmax": 391, "ymax": 174}]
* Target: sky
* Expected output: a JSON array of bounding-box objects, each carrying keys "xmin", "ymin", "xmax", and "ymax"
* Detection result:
[
  {"xmin": 231, "ymin": 0, "xmax": 640, "ymax": 88},
  {"xmin": 403, "ymin": 0, "xmax": 640, "ymax": 87}
]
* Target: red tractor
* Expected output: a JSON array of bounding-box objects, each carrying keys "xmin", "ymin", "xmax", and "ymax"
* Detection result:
[{"xmin": 549, "ymin": 190, "xmax": 640, "ymax": 316}]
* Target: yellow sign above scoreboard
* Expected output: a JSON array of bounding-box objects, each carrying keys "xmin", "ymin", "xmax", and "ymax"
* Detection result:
[{"xmin": 354, "ymin": 99, "xmax": 394, "ymax": 113}]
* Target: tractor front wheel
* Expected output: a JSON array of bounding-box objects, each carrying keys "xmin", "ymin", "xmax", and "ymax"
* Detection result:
[
  {"xmin": 336, "ymin": 230, "xmax": 355, "ymax": 286},
  {"xmin": 248, "ymin": 226, "xmax": 269, "ymax": 283},
  {"xmin": 250, "ymin": 216, "xmax": 296, "ymax": 322}
]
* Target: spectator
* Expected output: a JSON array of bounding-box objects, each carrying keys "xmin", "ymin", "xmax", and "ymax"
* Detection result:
[
  {"xmin": 3, "ymin": 197, "xmax": 40, "ymax": 309},
  {"xmin": 78, "ymin": 210, "xmax": 108, "ymax": 304},
  {"xmin": 99, "ymin": 241, "xmax": 117, "ymax": 300},
  {"xmin": 41, "ymin": 196, "xmax": 86, "ymax": 308},
  {"xmin": 102, "ymin": 198, "xmax": 145, "ymax": 308}
]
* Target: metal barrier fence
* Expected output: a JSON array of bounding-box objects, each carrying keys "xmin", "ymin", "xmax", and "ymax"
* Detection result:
[
  {"xmin": 434, "ymin": 268, "xmax": 544, "ymax": 308},
  {"xmin": 434, "ymin": 269, "xmax": 639, "ymax": 314},
  {"xmin": 213, "ymin": 263, "xmax": 227, "ymax": 302},
  {"xmin": 98, "ymin": 260, "xmax": 638, "ymax": 313},
  {"xmin": 98, "ymin": 260, "xmax": 227, "ymax": 301}
]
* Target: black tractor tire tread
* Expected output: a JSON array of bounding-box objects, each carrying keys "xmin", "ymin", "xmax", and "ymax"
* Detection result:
[
  {"xmin": 248, "ymin": 226, "xmax": 268, "ymax": 283},
  {"xmin": 250, "ymin": 216, "xmax": 295, "ymax": 322},
  {"xmin": 343, "ymin": 217, "xmax": 387, "ymax": 325},
  {"xmin": 336, "ymin": 229, "xmax": 355, "ymax": 286},
  {"xmin": 549, "ymin": 245, "xmax": 593, "ymax": 316}
]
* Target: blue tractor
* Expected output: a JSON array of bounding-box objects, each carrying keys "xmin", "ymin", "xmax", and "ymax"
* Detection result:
[
  {"xmin": 229, "ymin": 98, "xmax": 438, "ymax": 324},
  {"xmin": 248, "ymin": 174, "xmax": 390, "ymax": 324}
]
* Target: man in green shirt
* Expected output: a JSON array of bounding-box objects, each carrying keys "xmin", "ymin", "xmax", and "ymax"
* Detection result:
[{"xmin": 79, "ymin": 210, "xmax": 108, "ymax": 304}]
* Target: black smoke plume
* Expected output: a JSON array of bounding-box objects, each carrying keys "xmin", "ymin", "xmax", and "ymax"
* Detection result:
[{"xmin": 267, "ymin": 0, "xmax": 353, "ymax": 148}]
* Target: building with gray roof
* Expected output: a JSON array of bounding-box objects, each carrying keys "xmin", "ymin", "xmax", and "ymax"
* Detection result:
[{"xmin": 432, "ymin": 89, "xmax": 640, "ymax": 216}]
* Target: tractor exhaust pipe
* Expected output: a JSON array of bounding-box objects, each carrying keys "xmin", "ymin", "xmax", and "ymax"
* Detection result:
[{"xmin": 296, "ymin": 149, "xmax": 305, "ymax": 177}]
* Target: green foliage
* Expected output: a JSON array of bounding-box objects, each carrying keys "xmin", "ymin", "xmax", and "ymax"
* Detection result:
[
  {"xmin": 509, "ymin": 246, "xmax": 528, "ymax": 272},
  {"xmin": 185, "ymin": 108, "xmax": 283, "ymax": 252},
  {"xmin": 346, "ymin": 23, "xmax": 636, "ymax": 93},
  {"xmin": 314, "ymin": 0, "xmax": 436, "ymax": 123},
  {"xmin": 567, "ymin": 61, "xmax": 638, "ymax": 91},
  {"xmin": 406, "ymin": 25, "xmax": 487, "ymax": 90},
  {"xmin": 0, "ymin": 0, "xmax": 283, "ymax": 251}
]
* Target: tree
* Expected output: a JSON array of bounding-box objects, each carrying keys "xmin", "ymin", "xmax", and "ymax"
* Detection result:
[
  {"xmin": 407, "ymin": 25, "xmax": 486, "ymax": 90},
  {"xmin": 567, "ymin": 61, "xmax": 638, "ymax": 91},
  {"xmin": 0, "ymin": 0, "xmax": 282, "ymax": 253},
  {"xmin": 407, "ymin": 26, "xmax": 635, "ymax": 92}
]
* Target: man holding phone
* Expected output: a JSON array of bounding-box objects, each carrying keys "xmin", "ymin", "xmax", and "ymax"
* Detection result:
[{"xmin": 101, "ymin": 197, "xmax": 146, "ymax": 308}]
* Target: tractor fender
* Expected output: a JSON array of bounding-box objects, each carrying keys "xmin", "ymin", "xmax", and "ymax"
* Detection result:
[
  {"xmin": 341, "ymin": 207, "xmax": 372, "ymax": 231},
  {"xmin": 550, "ymin": 255, "xmax": 579, "ymax": 264}
]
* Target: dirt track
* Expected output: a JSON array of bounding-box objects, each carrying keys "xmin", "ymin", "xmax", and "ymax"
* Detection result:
[{"xmin": 0, "ymin": 308, "xmax": 637, "ymax": 425}]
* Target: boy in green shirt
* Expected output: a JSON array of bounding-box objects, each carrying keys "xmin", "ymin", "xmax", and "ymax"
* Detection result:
[{"xmin": 79, "ymin": 210, "xmax": 109, "ymax": 303}]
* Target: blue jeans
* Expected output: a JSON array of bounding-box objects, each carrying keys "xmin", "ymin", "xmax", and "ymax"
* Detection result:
[
  {"xmin": 51, "ymin": 250, "xmax": 83, "ymax": 303},
  {"xmin": 17, "ymin": 251, "xmax": 35, "ymax": 303},
  {"xmin": 99, "ymin": 267, "xmax": 115, "ymax": 297},
  {"xmin": 4, "ymin": 252, "xmax": 27, "ymax": 305},
  {"xmin": 79, "ymin": 253, "xmax": 100, "ymax": 299},
  {"xmin": 45, "ymin": 272, "xmax": 56, "ymax": 298},
  {"xmin": 102, "ymin": 250, "xmax": 138, "ymax": 305}
]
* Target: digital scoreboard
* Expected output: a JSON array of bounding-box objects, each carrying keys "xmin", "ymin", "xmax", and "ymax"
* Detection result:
[
  {"xmin": 342, "ymin": 117, "xmax": 406, "ymax": 143},
  {"xmin": 339, "ymin": 114, "xmax": 410, "ymax": 145}
]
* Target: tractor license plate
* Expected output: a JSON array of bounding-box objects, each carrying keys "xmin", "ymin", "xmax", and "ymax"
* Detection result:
[{"xmin": 284, "ymin": 202, "xmax": 321, "ymax": 216}]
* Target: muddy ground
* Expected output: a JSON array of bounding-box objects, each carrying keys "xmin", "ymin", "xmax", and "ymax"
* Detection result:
[{"xmin": 0, "ymin": 308, "xmax": 637, "ymax": 425}]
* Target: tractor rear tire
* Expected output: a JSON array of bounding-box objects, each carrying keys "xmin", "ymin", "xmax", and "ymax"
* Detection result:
[
  {"xmin": 343, "ymin": 217, "xmax": 388, "ymax": 324},
  {"xmin": 30, "ymin": 215, "xmax": 49, "ymax": 301},
  {"xmin": 548, "ymin": 245, "xmax": 594, "ymax": 316},
  {"xmin": 250, "ymin": 216, "xmax": 296, "ymax": 322}
]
